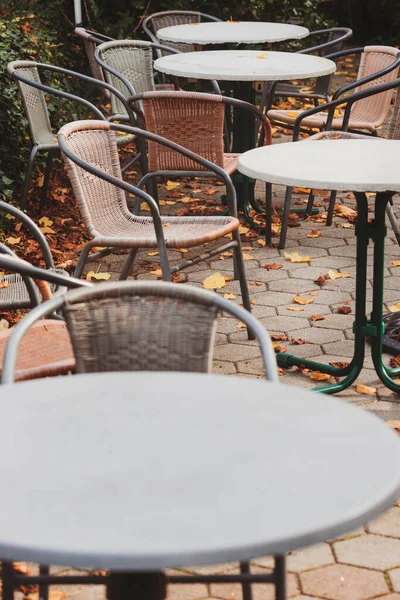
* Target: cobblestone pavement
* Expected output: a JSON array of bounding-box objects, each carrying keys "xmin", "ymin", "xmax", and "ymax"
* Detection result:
[{"xmin": 38, "ymin": 133, "xmax": 400, "ymax": 599}]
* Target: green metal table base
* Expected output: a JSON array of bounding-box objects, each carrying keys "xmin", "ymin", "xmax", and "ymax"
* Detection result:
[{"xmin": 277, "ymin": 191, "xmax": 400, "ymax": 394}]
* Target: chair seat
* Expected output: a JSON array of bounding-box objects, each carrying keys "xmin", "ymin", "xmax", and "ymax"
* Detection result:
[
  {"xmin": 92, "ymin": 214, "xmax": 239, "ymax": 248},
  {"xmin": 0, "ymin": 273, "xmax": 58, "ymax": 310},
  {"xmin": 267, "ymin": 108, "xmax": 377, "ymax": 133},
  {"xmin": 223, "ymin": 153, "xmax": 240, "ymax": 175},
  {"xmin": 0, "ymin": 320, "xmax": 75, "ymax": 382}
]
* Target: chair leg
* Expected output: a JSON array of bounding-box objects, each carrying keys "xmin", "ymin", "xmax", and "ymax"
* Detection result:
[
  {"xmin": 386, "ymin": 200, "xmax": 400, "ymax": 246},
  {"xmin": 326, "ymin": 190, "xmax": 337, "ymax": 226},
  {"xmin": 265, "ymin": 182, "xmax": 273, "ymax": 245},
  {"xmin": 119, "ymin": 248, "xmax": 138, "ymax": 280},
  {"xmin": 39, "ymin": 564, "xmax": 49, "ymax": 600},
  {"xmin": 232, "ymin": 230, "xmax": 255, "ymax": 340},
  {"xmin": 305, "ymin": 189, "xmax": 315, "ymax": 217},
  {"xmin": 2, "ymin": 561, "xmax": 14, "ymax": 600},
  {"xmin": 275, "ymin": 555, "xmax": 286, "ymax": 600},
  {"xmin": 74, "ymin": 242, "xmax": 94, "ymax": 278},
  {"xmin": 21, "ymin": 144, "xmax": 39, "ymax": 210},
  {"xmin": 278, "ymin": 186, "xmax": 293, "ymax": 250},
  {"xmin": 40, "ymin": 150, "xmax": 54, "ymax": 209},
  {"xmin": 240, "ymin": 562, "xmax": 253, "ymax": 600}
]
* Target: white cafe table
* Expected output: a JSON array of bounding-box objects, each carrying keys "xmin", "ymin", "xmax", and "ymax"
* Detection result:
[
  {"xmin": 154, "ymin": 50, "xmax": 336, "ymax": 221},
  {"xmin": 238, "ymin": 138, "xmax": 400, "ymax": 394},
  {"xmin": 0, "ymin": 371, "xmax": 400, "ymax": 600},
  {"xmin": 156, "ymin": 21, "xmax": 309, "ymax": 46}
]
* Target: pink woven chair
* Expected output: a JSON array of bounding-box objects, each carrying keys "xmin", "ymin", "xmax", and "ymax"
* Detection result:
[
  {"xmin": 75, "ymin": 27, "xmax": 114, "ymax": 97},
  {"xmin": 268, "ymin": 45, "xmax": 400, "ymax": 135},
  {"xmin": 128, "ymin": 90, "xmax": 272, "ymax": 206},
  {"xmin": 58, "ymin": 120, "xmax": 253, "ymax": 332}
]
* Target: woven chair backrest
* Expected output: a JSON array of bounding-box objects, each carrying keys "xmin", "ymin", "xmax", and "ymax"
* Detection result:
[
  {"xmin": 61, "ymin": 125, "xmax": 132, "ymax": 238},
  {"xmin": 149, "ymin": 11, "xmax": 201, "ymax": 53},
  {"xmin": 14, "ymin": 63, "xmax": 53, "ymax": 146},
  {"xmin": 350, "ymin": 46, "xmax": 400, "ymax": 128},
  {"xmin": 62, "ymin": 284, "xmax": 218, "ymax": 373},
  {"xmin": 83, "ymin": 37, "xmax": 106, "ymax": 83},
  {"xmin": 98, "ymin": 40, "xmax": 155, "ymax": 117},
  {"xmin": 142, "ymin": 91, "xmax": 225, "ymax": 171},
  {"xmin": 388, "ymin": 87, "xmax": 400, "ymax": 139}
]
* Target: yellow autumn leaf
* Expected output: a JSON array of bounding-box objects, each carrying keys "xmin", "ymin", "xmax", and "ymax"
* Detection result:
[
  {"xmin": 203, "ymin": 272, "xmax": 227, "ymax": 290},
  {"xmin": 257, "ymin": 239, "xmax": 266, "ymax": 246},
  {"xmin": 393, "ymin": 260, "xmax": 400, "ymax": 267},
  {"xmin": 287, "ymin": 306, "xmax": 304, "ymax": 311},
  {"xmin": 327, "ymin": 270, "xmax": 351, "ymax": 280},
  {"xmin": 147, "ymin": 251, "xmax": 159, "ymax": 256},
  {"xmin": 284, "ymin": 251, "xmax": 311, "ymax": 263},
  {"xmin": 389, "ymin": 303, "xmax": 400, "ymax": 313},
  {"xmin": 239, "ymin": 225, "xmax": 249, "ymax": 234},
  {"xmin": 286, "ymin": 112, "xmax": 300, "ymax": 118},
  {"xmin": 249, "ymin": 281, "xmax": 262, "ymax": 286},
  {"xmin": 40, "ymin": 226, "xmax": 56, "ymax": 234},
  {"xmin": 6, "ymin": 236, "xmax": 21, "ymax": 245},
  {"xmin": 177, "ymin": 248, "xmax": 189, "ymax": 253},
  {"xmin": 224, "ymin": 293, "xmax": 237, "ymax": 300},
  {"xmin": 243, "ymin": 253, "xmax": 255, "ymax": 260},
  {"xmin": 180, "ymin": 197, "xmax": 193, "ymax": 203},
  {"xmin": 293, "ymin": 296, "xmax": 314, "ymax": 305},
  {"xmin": 341, "ymin": 223, "xmax": 354, "ymax": 228},
  {"xmin": 256, "ymin": 52, "xmax": 268, "ymax": 59},
  {"xmin": 165, "ymin": 180, "xmax": 181, "ymax": 191},
  {"xmin": 307, "ymin": 230, "xmax": 321, "ymax": 238},
  {"xmin": 149, "ymin": 269, "xmax": 163, "ymax": 276},
  {"xmin": 356, "ymin": 383, "xmax": 377, "ymax": 395},
  {"xmin": 86, "ymin": 271, "xmax": 111, "ymax": 281},
  {"xmin": 309, "ymin": 372, "xmax": 332, "ymax": 381},
  {"xmin": 39, "ymin": 216, "xmax": 53, "ymax": 227},
  {"xmin": 237, "ymin": 321, "xmax": 246, "ymax": 329},
  {"xmin": 140, "ymin": 202, "xmax": 151, "ymax": 212}
]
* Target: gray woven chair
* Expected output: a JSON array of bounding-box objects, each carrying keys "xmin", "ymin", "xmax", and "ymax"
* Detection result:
[
  {"xmin": 58, "ymin": 120, "xmax": 253, "ymax": 329},
  {"xmin": 142, "ymin": 10, "xmax": 221, "ymax": 57},
  {"xmin": 7, "ymin": 60, "xmax": 135, "ymax": 210},
  {"xmin": 2, "ymin": 280, "xmax": 278, "ymax": 384}
]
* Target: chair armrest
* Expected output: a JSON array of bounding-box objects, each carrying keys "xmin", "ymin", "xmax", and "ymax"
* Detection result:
[
  {"xmin": 297, "ymin": 28, "xmax": 353, "ymax": 56},
  {"xmin": 332, "ymin": 52, "xmax": 400, "ymax": 100}
]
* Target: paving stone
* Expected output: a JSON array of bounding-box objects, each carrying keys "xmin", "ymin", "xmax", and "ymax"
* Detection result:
[
  {"xmin": 289, "ymin": 266, "xmax": 348, "ymax": 281},
  {"xmin": 259, "ymin": 315, "xmax": 309, "ymax": 333},
  {"xmin": 243, "ymin": 267, "xmax": 289, "ymax": 283},
  {"xmin": 367, "ymin": 507, "xmax": 400, "ymax": 538},
  {"xmin": 334, "ymin": 533, "xmax": 400, "ymax": 570},
  {"xmin": 300, "ymin": 564, "xmax": 389, "ymax": 600},
  {"xmin": 251, "ymin": 305, "xmax": 277, "ymax": 319},
  {"xmin": 228, "ymin": 331, "xmax": 267, "ymax": 346},
  {"xmin": 237, "ymin": 357, "xmax": 272, "ymax": 376},
  {"xmin": 185, "ymin": 563, "xmax": 238, "ymax": 575},
  {"xmin": 213, "ymin": 343, "xmax": 261, "ymax": 362},
  {"xmin": 285, "ymin": 543, "xmax": 335, "ymax": 572},
  {"xmin": 167, "ymin": 583, "xmax": 209, "ymax": 600},
  {"xmin": 213, "ymin": 360, "xmax": 237, "ymax": 375},
  {"xmin": 268, "ymin": 279, "xmax": 319, "ymax": 294},
  {"xmin": 217, "ymin": 317, "xmax": 242, "ymax": 335},
  {"xmin": 306, "ymin": 289, "xmax": 353, "ymax": 305},
  {"xmin": 276, "ymin": 304, "xmax": 331, "ymax": 318},
  {"xmin": 312, "ymin": 313, "xmax": 354, "ymax": 330},
  {"xmin": 389, "ymin": 567, "xmax": 400, "ymax": 592},
  {"xmin": 210, "ymin": 566, "xmax": 299, "ymax": 600},
  {"xmin": 279, "ymin": 246, "xmax": 328, "ymax": 259},
  {"xmin": 329, "ymin": 245, "xmax": 357, "ymax": 258},
  {"xmin": 298, "ymin": 237, "xmax": 347, "ymax": 249},
  {"xmin": 288, "ymin": 327, "xmax": 344, "ymax": 344},
  {"xmin": 329, "ymin": 527, "xmax": 365, "ymax": 542},
  {"xmin": 311, "ymin": 256, "xmax": 357, "ymax": 269},
  {"xmin": 282, "ymin": 342, "xmax": 322, "ymax": 359},
  {"xmin": 253, "ymin": 291, "xmax": 296, "ymax": 307}
]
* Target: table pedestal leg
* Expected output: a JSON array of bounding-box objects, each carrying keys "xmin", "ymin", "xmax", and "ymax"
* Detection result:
[
  {"xmin": 277, "ymin": 191, "xmax": 400, "ymax": 395},
  {"xmin": 107, "ymin": 571, "xmax": 167, "ymax": 600}
]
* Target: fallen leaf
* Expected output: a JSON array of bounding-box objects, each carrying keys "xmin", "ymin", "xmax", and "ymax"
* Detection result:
[
  {"xmin": 327, "ymin": 270, "xmax": 351, "ymax": 280},
  {"xmin": 243, "ymin": 253, "xmax": 255, "ymax": 260},
  {"xmin": 237, "ymin": 321, "xmax": 246, "ymax": 329},
  {"xmin": 224, "ymin": 275, "xmax": 232, "ymax": 281},
  {"xmin": 272, "ymin": 342, "xmax": 286, "ymax": 353},
  {"xmin": 249, "ymin": 280, "xmax": 263, "ymax": 286},
  {"xmin": 140, "ymin": 202, "xmax": 151, "ymax": 211},
  {"xmin": 256, "ymin": 52, "xmax": 268, "ymax": 59},
  {"xmin": 284, "ymin": 251, "xmax": 311, "ymax": 263},
  {"xmin": 287, "ymin": 306, "xmax": 304, "ymax": 311},
  {"xmin": 239, "ymin": 225, "xmax": 249, "ymax": 234},
  {"xmin": 293, "ymin": 295, "xmax": 314, "ymax": 305},
  {"xmin": 171, "ymin": 272, "xmax": 188, "ymax": 283},
  {"xmin": 147, "ymin": 251, "xmax": 159, "ymax": 256},
  {"xmin": 205, "ymin": 188, "xmax": 218, "ymax": 195},
  {"xmin": 0, "ymin": 281, "xmax": 10, "ymax": 289},
  {"xmin": 293, "ymin": 187, "xmax": 310, "ymax": 194},
  {"xmin": 165, "ymin": 180, "xmax": 181, "ymax": 191},
  {"xmin": 180, "ymin": 196, "xmax": 194, "ymax": 203},
  {"xmin": 177, "ymin": 248, "xmax": 189, "ymax": 253},
  {"xmin": 278, "ymin": 368, "xmax": 285, "ymax": 376},
  {"xmin": 223, "ymin": 293, "xmax": 237, "ymax": 300},
  {"xmin": 309, "ymin": 372, "xmax": 332, "ymax": 381},
  {"xmin": 149, "ymin": 269, "xmax": 162, "ymax": 276},
  {"xmin": 39, "ymin": 216, "xmax": 53, "ymax": 227},
  {"xmin": 336, "ymin": 305, "xmax": 352, "ymax": 314},
  {"xmin": 86, "ymin": 271, "xmax": 112, "ymax": 281},
  {"xmin": 314, "ymin": 275, "xmax": 327, "ymax": 286},
  {"xmin": 391, "ymin": 355, "xmax": 400, "ymax": 368},
  {"xmin": 341, "ymin": 223, "xmax": 354, "ymax": 228},
  {"xmin": 291, "ymin": 338, "xmax": 312, "ymax": 344},
  {"xmin": 264, "ymin": 263, "xmax": 283, "ymax": 270},
  {"xmin": 311, "ymin": 314, "xmax": 325, "ymax": 321},
  {"xmin": 271, "ymin": 333, "xmax": 287, "ymax": 341},
  {"xmin": 309, "ymin": 291, "xmax": 319, "ymax": 296},
  {"xmin": 356, "ymin": 383, "xmax": 377, "ymax": 395},
  {"xmin": 257, "ymin": 239, "xmax": 266, "ymax": 246},
  {"xmin": 5, "ymin": 236, "xmax": 21, "ymax": 245},
  {"xmin": 40, "ymin": 226, "xmax": 56, "ymax": 234},
  {"xmin": 387, "ymin": 420, "xmax": 400, "ymax": 434},
  {"xmin": 388, "ymin": 303, "xmax": 400, "ymax": 313},
  {"xmin": 334, "ymin": 204, "xmax": 357, "ymax": 219},
  {"xmin": 393, "ymin": 260, "xmax": 400, "ymax": 267},
  {"xmin": 307, "ymin": 230, "xmax": 321, "ymax": 238},
  {"xmin": 203, "ymin": 272, "xmax": 226, "ymax": 290},
  {"xmin": 329, "ymin": 361, "xmax": 350, "ymax": 369}
]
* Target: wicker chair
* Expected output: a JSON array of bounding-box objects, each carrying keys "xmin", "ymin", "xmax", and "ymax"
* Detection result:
[
  {"xmin": 58, "ymin": 120, "xmax": 253, "ymax": 329},
  {"xmin": 75, "ymin": 27, "xmax": 114, "ymax": 96},
  {"xmin": 2, "ymin": 280, "xmax": 278, "ymax": 384},
  {"xmin": 127, "ymin": 90, "xmax": 272, "ymax": 207},
  {"xmin": 0, "ymin": 252, "xmax": 90, "ymax": 383},
  {"xmin": 142, "ymin": 10, "xmax": 221, "ymax": 57},
  {"xmin": 7, "ymin": 60, "xmax": 135, "ymax": 210},
  {"xmin": 264, "ymin": 27, "xmax": 353, "ymax": 107},
  {"xmin": 268, "ymin": 45, "xmax": 400, "ymax": 135}
]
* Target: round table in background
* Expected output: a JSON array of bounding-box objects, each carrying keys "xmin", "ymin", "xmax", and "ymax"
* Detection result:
[
  {"xmin": 156, "ymin": 21, "xmax": 309, "ymax": 45},
  {"xmin": 154, "ymin": 51, "xmax": 336, "ymax": 220},
  {"xmin": 1, "ymin": 371, "xmax": 400, "ymax": 600},
  {"xmin": 238, "ymin": 138, "xmax": 400, "ymax": 394}
]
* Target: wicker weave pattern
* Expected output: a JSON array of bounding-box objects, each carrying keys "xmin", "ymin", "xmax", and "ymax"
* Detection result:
[
  {"xmin": 388, "ymin": 88, "xmax": 400, "ymax": 139},
  {"xmin": 150, "ymin": 12, "xmax": 201, "ymax": 53},
  {"xmin": 64, "ymin": 292, "xmax": 218, "ymax": 374},
  {"xmin": 84, "ymin": 38, "xmax": 106, "ymax": 84},
  {"xmin": 143, "ymin": 91, "xmax": 225, "ymax": 171},
  {"xmin": 98, "ymin": 41, "xmax": 155, "ymax": 117},
  {"xmin": 0, "ymin": 273, "xmax": 56, "ymax": 309},
  {"xmin": 15, "ymin": 65, "xmax": 55, "ymax": 147},
  {"xmin": 61, "ymin": 124, "xmax": 239, "ymax": 247}
]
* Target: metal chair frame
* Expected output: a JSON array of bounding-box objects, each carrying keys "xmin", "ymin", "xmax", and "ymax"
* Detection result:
[
  {"xmin": 7, "ymin": 61, "xmax": 137, "ymax": 210},
  {"xmin": 58, "ymin": 120, "xmax": 253, "ymax": 333},
  {"xmin": 142, "ymin": 10, "xmax": 221, "ymax": 58},
  {"xmin": 75, "ymin": 27, "xmax": 115, "ymax": 97}
]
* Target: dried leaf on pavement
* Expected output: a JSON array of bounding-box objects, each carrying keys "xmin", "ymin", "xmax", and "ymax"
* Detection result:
[
  {"xmin": 327, "ymin": 270, "xmax": 351, "ymax": 280},
  {"xmin": 223, "ymin": 293, "xmax": 237, "ymax": 300},
  {"xmin": 307, "ymin": 230, "xmax": 321, "ymax": 238},
  {"xmin": 6, "ymin": 236, "xmax": 21, "ymax": 245},
  {"xmin": 264, "ymin": 263, "xmax": 283, "ymax": 270},
  {"xmin": 388, "ymin": 303, "xmax": 400, "ymax": 313},
  {"xmin": 284, "ymin": 251, "xmax": 311, "ymax": 263},
  {"xmin": 243, "ymin": 253, "xmax": 255, "ymax": 260},
  {"xmin": 356, "ymin": 383, "xmax": 377, "ymax": 395},
  {"xmin": 310, "ymin": 314, "xmax": 325, "ymax": 321},
  {"xmin": 271, "ymin": 333, "xmax": 287, "ymax": 341},
  {"xmin": 393, "ymin": 260, "xmax": 400, "ymax": 267},
  {"xmin": 86, "ymin": 271, "xmax": 111, "ymax": 281},
  {"xmin": 165, "ymin": 180, "xmax": 181, "ymax": 191},
  {"xmin": 287, "ymin": 306, "xmax": 304, "ymax": 311},
  {"xmin": 293, "ymin": 295, "xmax": 314, "ymax": 305},
  {"xmin": 202, "ymin": 272, "xmax": 226, "ymax": 290},
  {"xmin": 39, "ymin": 216, "xmax": 53, "ymax": 227},
  {"xmin": 309, "ymin": 372, "xmax": 332, "ymax": 381},
  {"xmin": 336, "ymin": 305, "xmax": 352, "ymax": 314}
]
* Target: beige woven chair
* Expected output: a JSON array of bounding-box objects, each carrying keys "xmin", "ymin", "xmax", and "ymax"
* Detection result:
[
  {"xmin": 128, "ymin": 90, "xmax": 271, "ymax": 204},
  {"xmin": 75, "ymin": 27, "xmax": 114, "ymax": 97},
  {"xmin": 58, "ymin": 120, "xmax": 253, "ymax": 327},
  {"xmin": 268, "ymin": 46, "xmax": 400, "ymax": 135}
]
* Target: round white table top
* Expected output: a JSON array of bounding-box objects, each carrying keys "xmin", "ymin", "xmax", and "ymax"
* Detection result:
[
  {"xmin": 156, "ymin": 21, "xmax": 309, "ymax": 45},
  {"xmin": 0, "ymin": 371, "xmax": 399, "ymax": 570},
  {"xmin": 154, "ymin": 50, "xmax": 336, "ymax": 81},
  {"xmin": 238, "ymin": 138, "xmax": 400, "ymax": 192}
]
